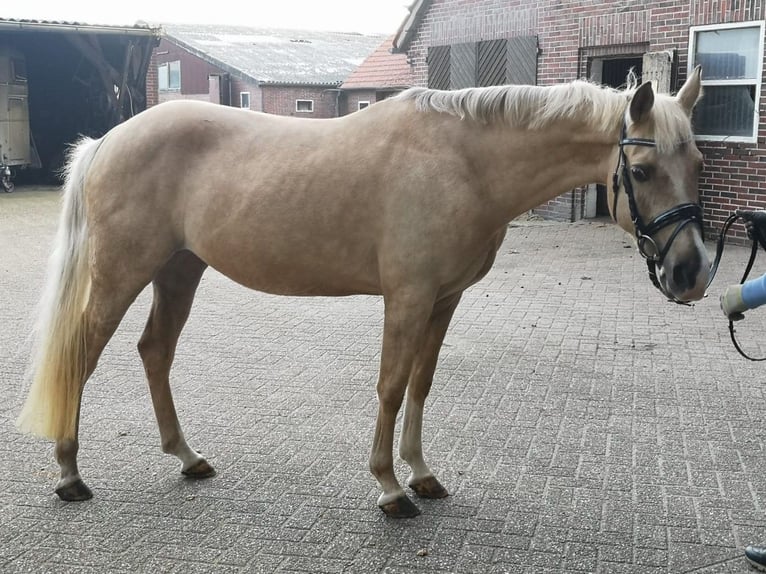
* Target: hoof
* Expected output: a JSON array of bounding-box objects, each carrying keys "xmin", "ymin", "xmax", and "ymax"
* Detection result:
[
  {"xmin": 409, "ymin": 475, "xmax": 449, "ymax": 499},
  {"xmin": 182, "ymin": 460, "xmax": 216, "ymax": 479},
  {"xmin": 379, "ymin": 494, "xmax": 421, "ymax": 518},
  {"xmin": 55, "ymin": 478, "xmax": 93, "ymax": 501}
]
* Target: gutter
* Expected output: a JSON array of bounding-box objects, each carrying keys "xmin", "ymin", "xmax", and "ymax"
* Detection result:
[{"xmin": 0, "ymin": 20, "xmax": 160, "ymax": 36}]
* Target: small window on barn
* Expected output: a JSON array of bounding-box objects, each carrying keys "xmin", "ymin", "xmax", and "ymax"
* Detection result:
[
  {"xmin": 296, "ymin": 99, "xmax": 314, "ymax": 113},
  {"xmin": 358, "ymin": 101, "xmax": 370, "ymax": 110},
  {"xmin": 689, "ymin": 21, "xmax": 764, "ymax": 142},
  {"xmin": 240, "ymin": 92, "xmax": 251, "ymax": 109},
  {"xmin": 158, "ymin": 60, "xmax": 181, "ymax": 91}
]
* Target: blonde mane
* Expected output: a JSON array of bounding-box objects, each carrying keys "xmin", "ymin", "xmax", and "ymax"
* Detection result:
[{"xmin": 396, "ymin": 80, "xmax": 693, "ymax": 153}]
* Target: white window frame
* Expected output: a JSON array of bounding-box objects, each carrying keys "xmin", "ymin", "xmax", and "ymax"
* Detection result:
[
  {"xmin": 240, "ymin": 92, "xmax": 251, "ymax": 109},
  {"xmin": 688, "ymin": 20, "xmax": 764, "ymax": 143},
  {"xmin": 158, "ymin": 60, "xmax": 181, "ymax": 92},
  {"xmin": 358, "ymin": 100, "xmax": 370, "ymax": 110},
  {"xmin": 295, "ymin": 99, "xmax": 314, "ymax": 113}
]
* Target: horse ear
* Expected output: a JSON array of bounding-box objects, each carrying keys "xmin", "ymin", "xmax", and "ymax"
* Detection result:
[
  {"xmin": 677, "ymin": 65, "xmax": 702, "ymax": 116},
  {"xmin": 629, "ymin": 81, "xmax": 655, "ymax": 123}
]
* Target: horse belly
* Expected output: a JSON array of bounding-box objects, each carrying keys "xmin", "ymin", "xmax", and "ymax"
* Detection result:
[{"xmin": 193, "ymin": 239, "xmax": 382, "ymax": 297}]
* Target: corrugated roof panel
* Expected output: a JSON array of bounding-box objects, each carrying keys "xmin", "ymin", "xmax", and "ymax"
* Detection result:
[{"xmin": 162, "ymin": 24, "xmax": 384, "ymax": 85}]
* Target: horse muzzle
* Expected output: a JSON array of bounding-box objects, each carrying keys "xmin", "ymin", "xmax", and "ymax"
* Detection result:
[{"xmin": 656, "ymin": 247, "xmax": 711, "ymax": 302}]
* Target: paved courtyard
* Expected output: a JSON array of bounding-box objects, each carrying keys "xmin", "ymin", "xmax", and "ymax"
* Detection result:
[{"xmin": 3, "ymin": 188, "xmax": 766, "ymax": 573}]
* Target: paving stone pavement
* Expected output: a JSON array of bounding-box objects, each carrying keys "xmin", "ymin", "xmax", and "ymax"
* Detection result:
[{"xmin": 3, "ymin": 188, "xmax": 766, "ymax": 573}]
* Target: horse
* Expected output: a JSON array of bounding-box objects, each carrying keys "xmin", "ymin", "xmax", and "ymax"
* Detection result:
[{"xmin": 17, "ymin": 67, "xmax": 707, "ymax": 518}]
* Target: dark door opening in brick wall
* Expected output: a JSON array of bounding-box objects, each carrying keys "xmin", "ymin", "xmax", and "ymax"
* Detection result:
[{"xmin": 593, "ymin": 57, "xmax": 644, "ymax": 216}]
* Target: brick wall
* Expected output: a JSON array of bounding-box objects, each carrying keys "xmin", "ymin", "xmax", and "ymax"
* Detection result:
[
  {"xmin": 145, "ymin": 51, "xmax": 158, "ymax": 108},
  {"xmin": 155, "ymin": 38, "xmax": 225, "ymax": 96},
  {"xmin": 230, "ymin": 78, "xmax": 263, "ymax": 111},
  {"xmin": 151, "ymin": 41, "xmax": 331, "ymax": 118},
  {"xmin": 342, "ymin": 90, "xmax": 377, "ymax": 116},
  {"xmin": 260, "ymin": 85, "xmax": 339, "ymax": 118},
  {"xmin": 403, "ymin": 0, "xmax": 766, "ymax": 229}
]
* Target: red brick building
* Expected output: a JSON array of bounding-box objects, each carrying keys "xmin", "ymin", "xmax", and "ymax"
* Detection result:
[
  {"xmin": 393, "ymin": 0, "xmax": 766, "ymax": 236},
  {"xmin": 341, "ymin": 36, "xmax": 415, "ymax": 113},
  {"xmin": 152, "ymin": 24, "xmax": 384, "ymax": 118}
]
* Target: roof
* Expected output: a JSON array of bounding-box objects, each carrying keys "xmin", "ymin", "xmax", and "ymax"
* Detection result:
[
  {"xmin": 341, "ymin": 35, "xmax": 415, "ymax": 90},
  {"xmin": 393, "ymin": 0, "xmax": 430, "ymax": 53},
  {"xmin": 0, "ymin": 17, "xmax": 160, "ymax": 36},
  {"xmin": 162, "ymin": 23, "xmax": 385, "ymax": 86}
]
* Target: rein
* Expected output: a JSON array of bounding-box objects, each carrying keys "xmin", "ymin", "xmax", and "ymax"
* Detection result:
[
  {"xmin": 708, "ymin": 210, "xmax": 766, "ymax": 361},
  {"xmin": 606, "ymin": 122, "xmax": 763, "ymax": 359},
  {"xmin": 611, "ymin": 122, "xmax": 704, "ymax": 305}
]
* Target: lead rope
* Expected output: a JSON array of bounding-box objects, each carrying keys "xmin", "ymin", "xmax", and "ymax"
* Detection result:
[{"xmin": 709, "ymin": 211, "xmax": 766, "ymax": 361}]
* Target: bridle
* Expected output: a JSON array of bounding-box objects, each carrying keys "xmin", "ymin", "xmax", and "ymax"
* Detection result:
[
  {"xmin": 610, "ymin": 120, "xmax": 762, "ymax": 360},
  {"xmin": 611, "ymin": 121, "xmax": 704, "ymax": 304}
]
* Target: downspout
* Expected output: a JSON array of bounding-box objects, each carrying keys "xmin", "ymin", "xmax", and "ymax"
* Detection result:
[{"xmin": 324, "ymin": 88, "xmax": 342, "ymax": 117}]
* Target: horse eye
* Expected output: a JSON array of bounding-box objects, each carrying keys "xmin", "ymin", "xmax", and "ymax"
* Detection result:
[{"xmin": 631, "ymin": 166, "xmax": 649, "ymax": 182}]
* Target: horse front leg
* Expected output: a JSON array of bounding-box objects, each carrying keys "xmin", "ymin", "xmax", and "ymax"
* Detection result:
[
  {"xmin": 399, "ymin": 293, "xmax": 461, "ymax": 500},
  {"xmin": 370, "ymin": 289, "xmax": 435, "ymax": 518},
  {"xmin": 137, "ymin": 251, "xmax": 214, "ymax": 478}
]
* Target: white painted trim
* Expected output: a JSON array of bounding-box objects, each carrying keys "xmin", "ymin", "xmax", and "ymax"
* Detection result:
[
  {"xmin": 688, "ymin": 19, "xmax": 764, "ymax": 144},
  {"xmin": 295, "ymin": 99, "xmax": 314, "ymax": 113}
]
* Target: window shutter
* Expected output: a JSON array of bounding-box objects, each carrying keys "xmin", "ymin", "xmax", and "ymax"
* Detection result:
[
  {"xmin": 478, "ymin": 40, "xmax": 508, "ymax": 87},
  {"xmin": 507, "ymin": 36, "xmax": 538, "ymax": 85},
  {"xmin": 450, "ymin": 43, "xmax": 476, "ymax": 89},
  {"xmin": 427, "ymin": 46, "xmax": 451, "ymax": 89}
]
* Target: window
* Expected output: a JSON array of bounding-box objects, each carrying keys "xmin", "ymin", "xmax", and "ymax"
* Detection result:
[
  {"xmin": 296, "ymin": 99, "xmax": 314, "ymax": 113},
  {"xmin": 427, "ymin": 37, "xmax": 538, "ymax": 89},
  {"xmin": 240, "ymin": 92, "xmax": 250, "ymax": 109},
  {"xmin": 158, "ymin": 60, "xmax": 181, "ymax": 91},
  {"xmin": 689, "ymin": 21, "xmax": 764, "ymax": 142},
  {"xmin": 358, "ymin": 101, "xmax": 370, "ymax": 110}
]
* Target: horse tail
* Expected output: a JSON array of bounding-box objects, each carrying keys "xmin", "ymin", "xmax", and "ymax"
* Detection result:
[{"xmin": 16, "ymin": 136, "xmax": 103, "ymax": 441}]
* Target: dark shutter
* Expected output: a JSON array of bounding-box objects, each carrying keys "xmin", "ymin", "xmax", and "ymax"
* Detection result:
[
  {"xmin": 450, "ymin": 43, "xmax": 476, "ymax": 89},
  {"xmin": 507, "ymin": 36, "xmax": 538, "ymax": 85},
  {"xmin": 478, "ymin": 39, "xmax": 508, "ymax": 87},
  {"xmin": 427, "ymin": 45, "xmax": 450, "ymax": 89},
  {"xmin": 429, "ymin": 36, "xmax": 538, "ymax": 90}
]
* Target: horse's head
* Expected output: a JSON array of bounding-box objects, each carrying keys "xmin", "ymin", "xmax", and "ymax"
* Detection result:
[{"xmin": 608, "ymin": 66, "xmax": 710, "ymax": 303}]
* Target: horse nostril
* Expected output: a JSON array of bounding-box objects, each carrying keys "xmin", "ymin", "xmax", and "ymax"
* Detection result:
[{"xmin": 671, "ymin": 255, "xmax": 701, "ymax": 291}]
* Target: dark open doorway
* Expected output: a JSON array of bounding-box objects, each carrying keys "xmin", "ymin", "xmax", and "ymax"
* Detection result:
[
  {"xmin": 592, "ymin": 56, "xmax": 643, "ymax": 216},
  {"xmin": 0, "ymin": 21, "xmax": 158, "ymax": 185}
]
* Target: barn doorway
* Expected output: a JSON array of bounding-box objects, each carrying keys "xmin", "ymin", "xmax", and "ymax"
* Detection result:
[{"xmin": 589, "ymin": 56, "xmax": 644, "ymax": 217}]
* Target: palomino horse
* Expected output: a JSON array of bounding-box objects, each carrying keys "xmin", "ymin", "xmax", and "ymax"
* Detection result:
[{"xmin": 18, "ymin": 68, "xmax": 707, "ymax": 517}]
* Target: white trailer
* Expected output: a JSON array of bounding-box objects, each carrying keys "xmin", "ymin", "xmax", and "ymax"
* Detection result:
[{"xmin": 0, "ymin": 46, "xmax": 32, "ymax": 192}]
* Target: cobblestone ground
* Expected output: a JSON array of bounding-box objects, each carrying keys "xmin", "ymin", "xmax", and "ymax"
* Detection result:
[{"xmin": 3, "ymin": 188, "xmax": 766, "ymax": 573}]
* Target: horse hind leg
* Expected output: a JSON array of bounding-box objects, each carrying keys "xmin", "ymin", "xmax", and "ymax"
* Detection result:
[
  {"xmin": 399, "ymin": 293, "xmax": 461, "ymax": 500},
  {"xmin": 54, "ymin": 276, "xmax": 154, "ymax": 500},
  {"xmin": 137, "ymin": 250, "xmax": 214, "ymax": 478}
]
